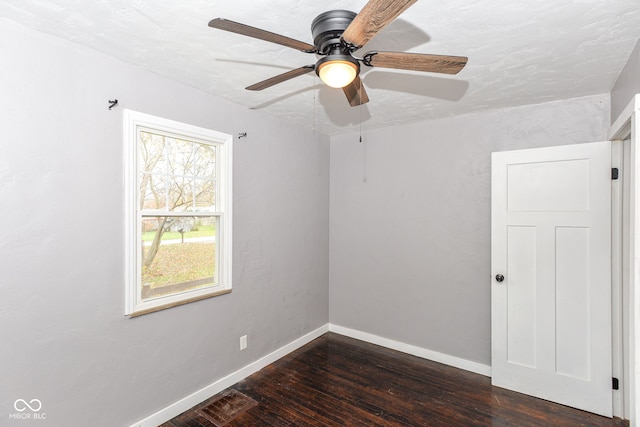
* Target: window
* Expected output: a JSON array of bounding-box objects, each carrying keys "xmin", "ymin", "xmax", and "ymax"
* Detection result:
[{"xmin": 124, "ymin": 110, "xmax": 232, "ymax": 316}]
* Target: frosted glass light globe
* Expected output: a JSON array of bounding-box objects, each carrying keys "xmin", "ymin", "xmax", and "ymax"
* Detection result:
[{"xmin": 318, "ymin": 60, "xmax": 358, "ymax": 88}]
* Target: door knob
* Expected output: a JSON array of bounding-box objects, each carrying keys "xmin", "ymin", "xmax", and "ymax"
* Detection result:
[{"xmin": 495, "ymin": 274, "xmax": 505, "ymax": 283}]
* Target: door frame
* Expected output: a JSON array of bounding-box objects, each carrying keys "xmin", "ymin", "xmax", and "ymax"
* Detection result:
[
  {"xmin": 608, "ymin": 94, "xmax": 640, "ymax": 425},
  {"xmin": 612, "ymin": 139, "xmax": 626, "ymax": 418}
]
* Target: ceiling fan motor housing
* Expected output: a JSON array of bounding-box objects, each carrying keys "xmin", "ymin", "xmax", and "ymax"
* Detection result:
[{"xmin": 311, "ymin": 10, "xmax": 357, "ymax": 53}]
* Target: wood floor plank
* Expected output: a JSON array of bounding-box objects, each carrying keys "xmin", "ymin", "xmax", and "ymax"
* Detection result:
[
  {"xmin": 234, "ymin": 378, "xmax": 334, "ymax": 426},
  {"xmin": 163, "ymin": 333, "xmax": 628, "ymax": 426}
]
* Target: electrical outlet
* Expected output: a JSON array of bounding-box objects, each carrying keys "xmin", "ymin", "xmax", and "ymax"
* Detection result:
[{"xmin": 240, "ymin": 335, "xmax": 248, "ymax": 350}]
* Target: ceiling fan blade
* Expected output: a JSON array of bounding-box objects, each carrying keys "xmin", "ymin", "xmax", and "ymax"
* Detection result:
[
  {"xmin": 366, "ymin": 51, "xmax": 468, "ymax": 74},
  {"xmin": 209, "ymin": 18, "xmax": 316, "ymax": 53},
  {"xmin": 245, "ymin": 66, "xmax": 315, "ymax": 91},
  {"xmin": 342, "ymin": 0, "xmax": 417, "ymax": 47},
  {"xmin": 342, "ymin": 76, "xmax": 370, "ymax": 107}
]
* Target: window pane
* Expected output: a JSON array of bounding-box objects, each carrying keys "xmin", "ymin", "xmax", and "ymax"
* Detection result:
[
  {"xmin": 167, "ymin": 138, "xmax": 194, "ymax": 177},
  {"xmin": 139, "ymin": 131, "xmax": 167, "ymax": 175},
  {"xmin": 140, "ymin": 173, "xmax": 167, "ymax": 211},
  {"xmin": 168, "ymin": 176, "xmax": 194, "ymax": 212},
  {"xmin": 194, "ymin": 143, "xmax": 216, "ymax": 178},
  {"xmin": 194, "ymin": 178, "xmax": 216, "ymax": 211},
  {"xmin": 141, "ymin": 216, "xmax": 217, "ymax": 300}
]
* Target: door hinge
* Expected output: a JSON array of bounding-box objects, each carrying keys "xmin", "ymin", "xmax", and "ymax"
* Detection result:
[
  {"xmin": 613, "ymin": 377, "xmax": 620, "ymax": 390},
  {"xmin": 612, "ymin": 168, "xmax": 619, "ymax": 180}
]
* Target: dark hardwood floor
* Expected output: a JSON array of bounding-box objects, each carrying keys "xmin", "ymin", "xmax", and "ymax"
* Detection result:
[{"xmin": 161, "ymin": 333, "xmax": 628, "ymax": 426}]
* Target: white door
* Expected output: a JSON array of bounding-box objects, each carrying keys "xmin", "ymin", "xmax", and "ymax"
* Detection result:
[{"xmin": 491, "ymin": 141, "xmax": 612, "ymax": 417}]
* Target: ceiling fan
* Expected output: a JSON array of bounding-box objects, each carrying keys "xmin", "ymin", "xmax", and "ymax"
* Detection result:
[{"xmin": 208, "ymin": 0, "xmax": 467, "ymax": 107}]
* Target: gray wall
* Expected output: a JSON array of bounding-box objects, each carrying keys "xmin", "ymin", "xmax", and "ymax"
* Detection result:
[
  {"xmin": 0, "ymin": 12, "xmax": 622, "ymax": 426},
  {"xmin": 0, "ymin": 18, "xmax": 329, "ymax": 427},
  {"xmin": 611, "ymin": 38, "xmax": 640, "ymax": 122},
  {"xmin": 329, "ymin": 94, "xmax": 610, "ymax": 365}
]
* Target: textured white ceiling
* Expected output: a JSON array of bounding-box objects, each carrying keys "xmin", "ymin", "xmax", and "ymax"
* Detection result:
[{"xmin": 2, "ymin": 0, "xmax": 640, "ymax": 135}]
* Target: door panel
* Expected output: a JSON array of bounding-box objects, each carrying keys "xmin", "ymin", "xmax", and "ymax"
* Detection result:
[
  {"xmin": 555, "ymin": 226, "xmax": 590, "ymax": 379},
  {"xmin": 507, "ymin": 159, "xmax": 590, "ymax": 212},
  {"xmin": 506, "ymin": 226, "xmax": 537, "ymax": 368},
  {"xmin": 491, "ymin": 141, "xmax": 612, "ymax": 417}
]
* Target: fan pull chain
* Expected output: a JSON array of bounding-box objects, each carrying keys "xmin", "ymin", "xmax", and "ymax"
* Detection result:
[
  {"xmin": 359, "ymin": 77, "xmax": 363, "ymax": 143},
  {"xmin": 313, "ymin": 74, "xmax": 317, "ymax": 135},
  {"xmin": 359, "ymin": 104, "xmax": 362, "ymax": 143}
]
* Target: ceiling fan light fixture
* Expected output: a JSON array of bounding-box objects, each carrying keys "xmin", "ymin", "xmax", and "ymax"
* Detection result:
[
  {"xmin": 209, "ymin": 0, "xmax": 467, "ymax": 107},
  {"xmin": 316, "ymin": 56, "xmax": 359, "ymax": 88}
]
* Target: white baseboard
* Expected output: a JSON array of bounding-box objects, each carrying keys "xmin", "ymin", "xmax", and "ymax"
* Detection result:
[
  {"xmin": 329, "ymin": 324, "xmax": 492, "ymax": 377},
  {"xmin": 129, "ymin": 324, "xmax": 329, "ymax": 427}
]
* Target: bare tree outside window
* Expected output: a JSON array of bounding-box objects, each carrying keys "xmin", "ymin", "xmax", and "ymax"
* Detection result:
[{"xmin": 138, "ymin": 131, "xmax": 217, "ymax": 299}]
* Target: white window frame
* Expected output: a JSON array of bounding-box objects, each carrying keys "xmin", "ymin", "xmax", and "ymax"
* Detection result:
[{"xmin": 123, "ymin": 109, "xmax": 233, "ymax": 316}]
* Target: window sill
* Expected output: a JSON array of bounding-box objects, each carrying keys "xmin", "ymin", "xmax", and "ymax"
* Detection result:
[{"xmin": 128, "ymin": 288, "xmax": 231, "ymax": 318}]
